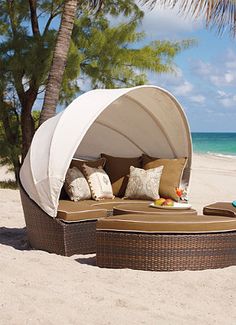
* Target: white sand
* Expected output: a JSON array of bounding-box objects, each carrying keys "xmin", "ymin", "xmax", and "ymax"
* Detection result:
[
  {"xmin": 0, "ymin": 164, "xmax": 15, "ymax": 182},
  {"xmin": 0, "ymin": 153, "xmax": 236, "ymax": 325}
]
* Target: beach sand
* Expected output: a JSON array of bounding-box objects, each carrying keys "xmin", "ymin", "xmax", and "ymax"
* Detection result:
[{"xmin": 0, "ymin": 154, "xmax": 236, "ymax": 325}]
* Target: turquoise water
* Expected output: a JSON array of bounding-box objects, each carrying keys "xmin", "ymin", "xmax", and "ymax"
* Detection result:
[{"xmin": 192, "ymin": 133, "xmax": 236, "ymax": 157}]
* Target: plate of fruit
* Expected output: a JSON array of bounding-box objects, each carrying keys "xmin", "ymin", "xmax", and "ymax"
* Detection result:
[{"xmin": 150, "ymin": 198, "xmax": 192, "ymax": 209}]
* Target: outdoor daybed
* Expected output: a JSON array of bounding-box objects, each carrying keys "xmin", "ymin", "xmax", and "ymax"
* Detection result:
[{"xmin": 20, "ymin": 85, "xmax": 192, "ymax": 256}]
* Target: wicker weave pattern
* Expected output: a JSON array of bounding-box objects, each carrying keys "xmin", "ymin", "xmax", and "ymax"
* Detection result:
[
  {"xmin": 96, "ymin": 231, "xmax": 236, "ymax": 271},
  {"xmin": 20, "ymin": 186, "xmax": 96, "ymax": 256}
]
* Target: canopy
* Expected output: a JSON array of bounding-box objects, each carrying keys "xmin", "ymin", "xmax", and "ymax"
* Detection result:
[{"xmin": 20, "ymin": 85, "xmax": 192, "ymax": 217}]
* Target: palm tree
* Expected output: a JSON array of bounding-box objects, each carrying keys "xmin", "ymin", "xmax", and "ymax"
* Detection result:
[
  {"xmin": 39, "ymin": 0, "xmax": 78, "ymax": 125},
  {"xmin": 40, "ymin": 1, "xmax": 103, "ymax": 125},
  {"xmin": 39, "ymin": 0, "xmax": 236, "ymax": 126}
]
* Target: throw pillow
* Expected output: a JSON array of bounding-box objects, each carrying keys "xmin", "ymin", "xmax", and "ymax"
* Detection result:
[
  {"xmin": 64, "ymin": 167, "xmax": 91, "ymax": 201},
  {"xmin": 70, "ymin": 157, "xmax": 106, "ymax": 173},
  {"xmin": 101, "ymin": 153, "xmax": 142, "ymax": 197},
  {"xmin": 82, "ymin": 164, "xmax": 114, "ymax": 200},
  {"xmin": 142, "ymin": 154, "xmax": 187, "ymax": 201},
  {"xmin": 124, "ymin": 166, "xmax": 163, "ymax": 200}
]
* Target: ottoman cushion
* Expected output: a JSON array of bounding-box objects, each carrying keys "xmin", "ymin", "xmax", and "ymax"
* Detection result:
[
  {"xmin": 96, "ymin": 214, "xmax": 236, "ymax": 233},
  {"xmin": 203, "ymin": 202, "xmax": 236, "ymax": 218}
]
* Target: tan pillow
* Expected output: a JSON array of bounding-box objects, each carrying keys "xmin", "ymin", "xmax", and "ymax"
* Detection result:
[
  {"xmin": 101, "ymin": 153, "xmax": 142, "ymax": 197},
  {"xmin": 70, "ymin": 157, "xmax": 106, "ymax": 172},
  {"xmin": 64, "ymin": 167, "xmax": 91, "ymax": 201},
  {"xmin": 82, "ymin": 164, "xmax": 114, "ymax": 200},
  {"xmin": 125, "ymin": 166, "xmax": 163, "ymax": 200},
  {"xmin": 142, "ymin": 154, "xmax": 187, "ymax": 201}
]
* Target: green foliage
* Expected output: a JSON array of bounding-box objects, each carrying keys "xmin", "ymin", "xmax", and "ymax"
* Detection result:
[
  {"xmin": 0, "ymin": 109, "xmax": 41, "ymax": 181},
  {"xmin": 0, "ymin": 100, "xmax": 21, "ymax": 177},
  {"xmin": 60, "ymin": 11, "xmax": 194, "ymax": 102},
  {"xmin": 0, "ymin": 0, "xmax": 194, "ymax": 177},
  {"xmin": 0, "ymin": 180, "xmax": 18, "ymax": 189}
]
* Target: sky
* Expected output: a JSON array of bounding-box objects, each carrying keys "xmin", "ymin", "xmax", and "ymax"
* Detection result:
[
  {"xmin": 138, "ymin": 3, "xmax": 236, "ymax": 132},
  {"xmin": 36, "ymin": 3, "xmax": 236, "ymax": 132}
]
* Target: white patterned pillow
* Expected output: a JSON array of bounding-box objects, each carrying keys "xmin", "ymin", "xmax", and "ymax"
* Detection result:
[
  {"xmin": 64, "ymin": 167, "xmax": 91, "ymax": 201},
  {"xmin": 125, "ymin": 165, "xmax": 163, "ymax": 200},
  {"xmin": 82, "ymin": 164, "xmax": 114, "ymax": 200}
]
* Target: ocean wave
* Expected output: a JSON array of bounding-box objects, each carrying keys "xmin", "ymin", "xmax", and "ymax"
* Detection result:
[{"xmin": 206, "ymin": 152, "xmax": 236, "ymax": 159}]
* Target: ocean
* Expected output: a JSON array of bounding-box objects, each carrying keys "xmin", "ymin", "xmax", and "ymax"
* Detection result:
[{"xmin": 191, "ymin": 133, "xmax": 236, "ymax": 158}]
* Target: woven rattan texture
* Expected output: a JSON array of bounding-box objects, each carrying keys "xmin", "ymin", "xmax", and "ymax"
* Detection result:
[
  {"xmin": 20, "ymin": 186, "xmax": 97, "ymax": 256},
  {"xmin": 96, "ymin": 231, "xmax": 236, "ymax": 271}
]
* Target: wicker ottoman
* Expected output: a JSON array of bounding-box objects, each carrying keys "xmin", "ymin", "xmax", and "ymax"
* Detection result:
[{"xmin": 96, "ymin": 214, "xmax": 236, "ymax": 271}]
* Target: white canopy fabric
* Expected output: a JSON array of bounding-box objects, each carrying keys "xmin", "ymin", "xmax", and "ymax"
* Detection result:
[{"xmin": 20, "ymin": 85, "xmax": 192, "ymax": 217}]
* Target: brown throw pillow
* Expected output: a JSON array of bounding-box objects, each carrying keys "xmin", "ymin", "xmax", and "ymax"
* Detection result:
[
  {"xmin": 101, "ymin": 153, "xmax": 142, "ymax": 197},
  {"xmin": 142, "ymin": 154, "xmax": 187, "ymax": 201},
  {"xmin": 70, "ymin": 157, "xmax": 106, "ymax": 173}
]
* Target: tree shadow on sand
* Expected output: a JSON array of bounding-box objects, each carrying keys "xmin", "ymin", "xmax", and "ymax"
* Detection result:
[{"xmin": 0, "ymin": 227, "xmax": 30, "ymax": 250}]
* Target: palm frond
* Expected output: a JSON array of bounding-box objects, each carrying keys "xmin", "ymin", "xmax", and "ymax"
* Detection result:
[
  {"xmin": 140, "ymin": 0, "xmax": 236, "ymax": 36},
  {"xmin": 88, "ymin": 0, "xmax": 104, "ymax": 12}
]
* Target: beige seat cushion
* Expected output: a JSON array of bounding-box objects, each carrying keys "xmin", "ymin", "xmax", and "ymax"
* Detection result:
[
  {"xmin": 142, "ymin": 155, "xmax": 187, "ymax": 201},
  {"xmin": 203, "ymin": 202, "xmax": 236, "ymax": 218},
  {"xmin": 96, "ymin": 214, "xmax": 236, "ymax": 233},
  {"xmin": 57, "ymin": 200, "xmax": 107, "ymax": 222},
  {"xmin": 57, "ymin": 198, "xmax": 151, "ymax": 221},
  {"xmin": 101, "ymin": 153, "xmax": 142, "ymax": 197}
]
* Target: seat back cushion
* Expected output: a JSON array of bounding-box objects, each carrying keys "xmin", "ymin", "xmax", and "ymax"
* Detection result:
[
  {"xmin": 70, "ymin": 157, "xmax": 106, "ymax": 172},
  {"xmin": 142, "ymin": 154, "xmax": 187, "ymax": 201},
  {"xmin": 101, "ymin": 153, "xmax": 142, "ymax": 197}
]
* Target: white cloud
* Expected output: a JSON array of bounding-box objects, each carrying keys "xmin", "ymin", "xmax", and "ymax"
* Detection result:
[
  {"xmin": 220, "ymin": 98, "xmax": 233, "ymax": 108},
  {"xmin": 148, "ymin": 69, "xmax": 207, "ymax": 110},
  {"xmin": 192, "ymin": 60, "xmax": 212, "ymax": 76},
  {"xmin": 225, "ymin": 49, "xmax": 236, "ymax": 69},
  {"xmin": 190, "ymin": 95, "xmax": 205, "ymax": 104},
  {"xmin": 210, "ymin": 72, "xmax": 235, "ymax": 87},
  {"xmin": 139, "ymin": 3, "xmax": 203, "ymax": 39},
  {"xmin": 147, "ymin": 67, "xmax": 184, "ymax": 87},
  {"xmin": 225, "ymin": 72, "xmax": 234, "ymax": 83},
  {"xmin": 217, "ymin": 90, "xmax": 227, "ymax": 97},
  {"xmin": 172, "ymin": 81, "xmax": 193, "ymax": 96},
  {"xmin": 191, "ymin": 49, "xmax": 236, "ymax": 88},
  {"xmin": 216, "ymin": 89, "xmax": 236, "ymax": 108}
]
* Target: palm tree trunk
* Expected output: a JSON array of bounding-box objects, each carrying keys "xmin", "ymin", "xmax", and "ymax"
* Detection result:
[{"xmin": 39, "ymin": 0, "xmax": 77, "ymax": 125}]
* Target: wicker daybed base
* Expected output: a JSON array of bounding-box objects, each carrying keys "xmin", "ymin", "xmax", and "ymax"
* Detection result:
[
  {"xmin": 96, "ymin": 214, "xmax": 236, "ymax": 271},
  {"xmin": 20, "ymin": 186, "xmax": 98, "ymax": 256},
  {"xmin": 20, "ymin": 186, "xmax": 150, "ymax": 256}
]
